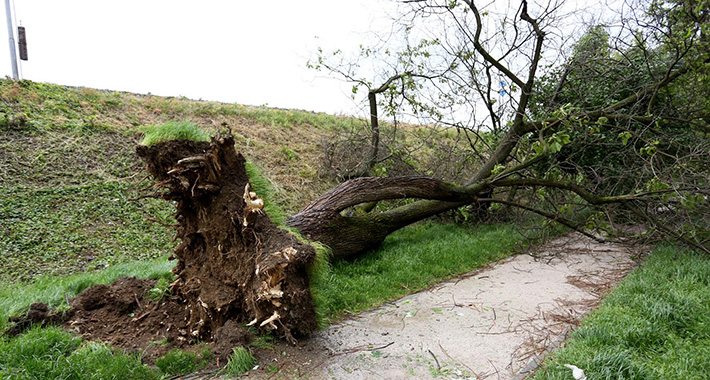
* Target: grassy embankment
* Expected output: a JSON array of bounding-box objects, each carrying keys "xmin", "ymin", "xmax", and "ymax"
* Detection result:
[
  {"xmin": 1, "ymin": 80, "xmax": 525, "ymax": 378},
  {"xmin": 0, "ymin": 79, "xmax": 352, "ymax": 283}
]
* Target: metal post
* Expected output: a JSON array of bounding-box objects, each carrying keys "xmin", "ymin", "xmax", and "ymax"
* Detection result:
[{"xmin": 4, "ymin": 0, "xmax": 18, "ymax": 79}]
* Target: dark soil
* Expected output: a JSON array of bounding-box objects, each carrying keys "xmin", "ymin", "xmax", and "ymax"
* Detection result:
[
  {"xmin": 8, "ymin": 276, "xmax": 250, "ymax": 362},
  {"xmin": 63, "ymin": 277, "xmax": 202, "ymax": 359},
  {"xmin": 135, "ymin": 134, "xmax": 318, "ymax": 343}
]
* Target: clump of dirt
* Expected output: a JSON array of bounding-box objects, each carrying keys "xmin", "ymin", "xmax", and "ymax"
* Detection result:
[
  {"xmin": 211, "ymin": 319, "xmax": 252, "ymax": 360},
  {"xmin": 64, "ymin": 277, "xmax": 192, "ymax": 358}
]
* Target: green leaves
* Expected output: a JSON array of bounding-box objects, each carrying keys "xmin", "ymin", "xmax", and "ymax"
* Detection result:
[
  {"xmin": 491, "ymin": 164, "xmax": 506, "ymax": 175},
  {"xmin": 640, "ymin": 140, "xmax": 659, "ymax": 156},
  {"xmin": 549, "ymin": 131, "xmax": 571, "ymax": 153},
  {"xmin": 618, "ymin": 131, "xmax": 632, "ymax": 146},
  {"xmin": 532, "ymin": 130, "xmax": 571, "ymax": 155}
]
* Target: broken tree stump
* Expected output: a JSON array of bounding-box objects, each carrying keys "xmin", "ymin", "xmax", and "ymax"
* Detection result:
[{"xmin": 136, "ymin": 133, "xmax": 317, "ymax": 344}]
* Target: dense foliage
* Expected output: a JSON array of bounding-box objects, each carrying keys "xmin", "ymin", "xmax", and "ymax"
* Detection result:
[{"xmin": 309, "ymin": 0, "xmax": 710, "ymax": 252}]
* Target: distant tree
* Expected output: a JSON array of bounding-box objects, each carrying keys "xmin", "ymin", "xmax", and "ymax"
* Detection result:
[{"xmin": 293, "ymin": 0, "xmax": 710, "ymax": 259}]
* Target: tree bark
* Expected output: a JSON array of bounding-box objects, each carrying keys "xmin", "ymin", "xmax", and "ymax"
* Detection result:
[
  {"xmin": 367, "ymin": 91, "xmax": 380, "ymax": 173},
  {"xmin": 287, "ymin": 176, "xmax": 482, "ymax": 260}
]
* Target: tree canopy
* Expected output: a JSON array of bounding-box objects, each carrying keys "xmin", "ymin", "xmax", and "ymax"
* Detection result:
[{"xmin": 299, "ymin": 0, "xmax": 710, "ymax": 257}]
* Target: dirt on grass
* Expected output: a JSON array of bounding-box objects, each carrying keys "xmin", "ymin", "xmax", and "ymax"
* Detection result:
[
  {"xmin": 8, "ymin": 276, "xmax": 251, "ymax": 362},
  {"xmin": 65, "ymin": 277, "xmax": 199, "ymax": 359}
]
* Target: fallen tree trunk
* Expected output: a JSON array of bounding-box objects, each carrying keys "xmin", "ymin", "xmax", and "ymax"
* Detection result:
[
  {"xmin": 136, "ymin": 133, "xmax": 317, "ymax": 343},
  {"xmin": 286, "ymin": 176, "xmax": 484, "ymax": 260}
]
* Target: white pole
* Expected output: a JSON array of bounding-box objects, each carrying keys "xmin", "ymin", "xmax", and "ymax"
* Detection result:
[{"xmin": 4, "ymin": 0, "xmax": 18, "ymax": 79}]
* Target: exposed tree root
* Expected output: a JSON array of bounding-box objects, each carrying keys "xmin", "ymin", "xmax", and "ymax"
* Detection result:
[{"xmin": 136, "ymin": 133, "xmax": 317, "ymax": 343}]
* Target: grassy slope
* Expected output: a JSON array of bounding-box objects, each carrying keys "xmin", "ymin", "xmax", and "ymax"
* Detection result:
[
  {"xmin": 0, "ymin": 79, "xmax": 351, "ymax": 282},
  {"xmin": 534, "ymin": 246, "xmax": 710, "ymax": 380}
]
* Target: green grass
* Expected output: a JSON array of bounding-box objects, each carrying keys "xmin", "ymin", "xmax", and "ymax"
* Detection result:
[
  {"xmin": 245, "ymin": 161, "xmax": 287, "ymax": 226},
  {"xmin": 309, "ymin": 221, "xmax": 522, "ymax": 325},
  {"xmin": 219, "ymin": 347, "xmax": 257, "ymax": 376},
  {"xmin": 140, "ymin": 120, "xmax": 211, "ymax": 146},
  {"xmin": 0, "ymin": 326, "xmax": 156, "ymax": 380},
  {"xmin": 250, "ymin": 333, "xmax": 275, "ymax": 350},
  {"xmin": 0, "ymin": 129, "xmax": 141, "ymax": 188},
  {"xmin": 0, "ymin": 79, "xmax": 361, "ymax": 134},
  {"xmin": 145, "ymin": 275, "xmax": 173, "ymax": 302},
  {"xmin": 0, "ymin": 326, "xmax": 215, "ymax": 379},
  {"xmin": 0, "ymin": 183, "xmax": 175, "ymax": 282},
  {"xmin": 154, "ymin": 347, "xmax": 211, "ymax": 376},
  {"xmin": 534, "ymin": 245, "xmax": 710, "ymax": 380}
]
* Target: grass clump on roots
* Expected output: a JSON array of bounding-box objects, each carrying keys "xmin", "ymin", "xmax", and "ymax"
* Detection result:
[
  {"xmin": 534, "ymin": 245, "xmax": 710, "ymax": 380},
  {"xmin": 220, "ymin": 347, "xmax": 257, "ymax": 376},
  {"xmin": 140, "ymin": 120, "xmax": 210, "ymax": 146}
]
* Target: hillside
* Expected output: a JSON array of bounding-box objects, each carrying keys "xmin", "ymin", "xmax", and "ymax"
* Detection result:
[
  {"xmin": 0, "ymin": 80, "xmax": 355, "ymax": 282},
  {"xmin": 0, "ymin": 79, "xmax": 479, "ymax": 282}
]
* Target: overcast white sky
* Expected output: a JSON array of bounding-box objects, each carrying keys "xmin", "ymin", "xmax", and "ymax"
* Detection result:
[
  {"xmin": 1, "ymin": 0, "xmax": 394, "ymax": 115},
  {"xmin": 2, "ymin": 1, "xmax": 619, "ymax": 119}
]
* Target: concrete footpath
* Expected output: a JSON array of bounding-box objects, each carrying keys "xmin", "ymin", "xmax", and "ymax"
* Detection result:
[{"xmin": 245, "ymin": 233, "xmax": 640, "ymax": 380}]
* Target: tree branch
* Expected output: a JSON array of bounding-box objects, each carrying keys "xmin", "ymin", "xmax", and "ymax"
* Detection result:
[
  {"xmin": 296, "ymin": 176, "xmax": 476, "ymax": 214},
  {"xmin": 478, "ymin": 197, "xmax": 606, "ymax": 242},
  {"xmin": 462, "ymin": 0, "xmax": 525, "ymax": 89},
  {"xmin": 626, "ymin": 202, "xmax": 710, "ymax": 254}
]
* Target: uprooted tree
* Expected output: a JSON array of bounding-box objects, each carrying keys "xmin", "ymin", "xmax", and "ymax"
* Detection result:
[{"xmin": 137, "ymin": 0, "xmax": 709, "ymax": 341}]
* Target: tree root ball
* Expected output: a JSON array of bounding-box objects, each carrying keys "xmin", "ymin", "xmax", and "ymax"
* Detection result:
[{"xmin": 136, "ymin": 133, "xmax": 318, "ymax": 343}]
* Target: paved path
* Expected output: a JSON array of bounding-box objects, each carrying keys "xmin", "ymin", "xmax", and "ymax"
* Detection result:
[{"xmin": 246, "ymin": 233, "xmax": 640, "ymax": 380}]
